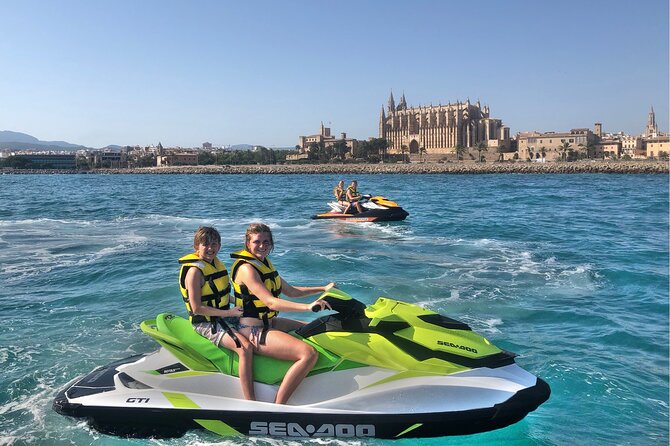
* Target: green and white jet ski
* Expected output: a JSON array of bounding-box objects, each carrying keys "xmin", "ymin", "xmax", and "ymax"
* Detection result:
[{"xmin": 53, "ymin": 289, "xmax": 550, "ymax": 439}]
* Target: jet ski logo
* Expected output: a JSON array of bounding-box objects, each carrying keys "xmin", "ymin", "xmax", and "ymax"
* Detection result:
[
  {"xmin": 249, "ymin": 421, "xmax": 375, "ymax": 437},
  {"xmin": 437, "ymin": 340, "xmax": 478, "ymax": 353}
]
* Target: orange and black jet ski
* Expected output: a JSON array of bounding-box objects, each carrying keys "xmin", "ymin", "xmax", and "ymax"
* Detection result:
[{"xmin": 311, "ymin": 195, "xmax": 409, "ymax": 222}]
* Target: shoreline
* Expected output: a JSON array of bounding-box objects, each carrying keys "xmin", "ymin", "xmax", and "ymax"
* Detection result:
[{"xmin": 2, "ymin": 160, "xmax": 668, "ymax": 175}]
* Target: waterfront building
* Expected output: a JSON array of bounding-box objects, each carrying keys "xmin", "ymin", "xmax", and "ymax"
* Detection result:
[
  {"xmin": 621, "ymin": 135, "xmax": 644, "ymax": 158},
  {"xmin": 290, "ymin": 123, "xmax": 359, "ymax": 161},
  {"xmin": 595, "ymin": 140, "xmax": 622, "ymax": 158},
  {"xmin": 644, "ymin": 136, "xmax": 670, "ymax": 158},
  {"xmin": 90, "ymin": 151, "xmax": 125, "ymax": 168},
  {"xmin": 13, "ymin": 153, "xmax": 76, "ymax": 169},
  {"xmin": 517, "ymin": 127, "xmax": 598, "ymax": 161},
  {"xmin": 157, "ymin": 152, "xmax": 198, "ymax": 166},
  {"xmin": 379, "ymin": 92, "xmax": 510, "ymax": 161}
]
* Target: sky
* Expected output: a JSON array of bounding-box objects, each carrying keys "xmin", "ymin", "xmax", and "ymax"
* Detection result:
[{"xmin": 1, "ymin": 0, "xmax": 668, "ymax": 149}]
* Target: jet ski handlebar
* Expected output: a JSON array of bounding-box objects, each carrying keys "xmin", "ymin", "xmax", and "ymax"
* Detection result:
[{"xmin": 311, "ymin": 288, "xmax": 367, "ymax": 317}]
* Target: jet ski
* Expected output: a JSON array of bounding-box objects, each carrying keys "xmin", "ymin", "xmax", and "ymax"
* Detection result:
[
  {"xmin": 53, "ymin": 289, "xmax": 550, "ymax": 440},
  {"xmin": 311, "ymin": 195, "xmax": 409, "ymax": 222}
]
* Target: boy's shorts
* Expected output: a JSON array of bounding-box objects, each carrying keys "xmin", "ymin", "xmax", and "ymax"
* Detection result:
[{"xmin": 192, "ymin": 318, "xmax": 239, "ymax": 346}]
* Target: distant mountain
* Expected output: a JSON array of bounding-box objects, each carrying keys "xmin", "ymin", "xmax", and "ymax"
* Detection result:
[
  {"xmin": 0, "ymin": 131, "xmax": 39, "ymax": 144},
  {"xmin": 0, "ymin": 130, "xmax": 89, "ymax": 150}
]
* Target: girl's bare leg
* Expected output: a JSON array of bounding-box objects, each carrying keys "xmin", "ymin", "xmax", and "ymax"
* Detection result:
[
  {"xmin": 245, "ymin": 328, "xmax": 318, "ymax": 404},
  {"xmin": 221, "ymin": 331, "xmax": 255, "ymax": 401}
]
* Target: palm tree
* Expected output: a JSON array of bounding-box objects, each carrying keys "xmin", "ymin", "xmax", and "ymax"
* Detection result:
[
  {"xmin": 454, "ymin": 144, "xmax": 467, "ymax": 161},
  {"xmin": 419, "ymin": 146, "xmax": 427, "ymax": 163},
  {"xmin": 585, "ymin": 141, "xmax": 595, "ymax": 159},
  {"xmin": 332, "ymin": 140, "xmax": 348, "ymax": 161},
  {"xmin": 496, "ymin": 144, "xmax": 507, "ymax": 162},
  {"xmin": 558, "ymin": 141, "xmax": 571, "ymax": 161},
  {"xmin": 476, "ymin": 141, "xmax": 488, "ymax": 162}
]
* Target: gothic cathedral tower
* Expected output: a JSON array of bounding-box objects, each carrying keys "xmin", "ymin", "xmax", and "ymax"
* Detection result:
[{"xmin": 645, "ymin": 106, "xmax": 658, "ymax": 137}]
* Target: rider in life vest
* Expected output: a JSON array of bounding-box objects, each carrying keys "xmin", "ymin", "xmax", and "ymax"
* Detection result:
[
  {"xmin": 343, "ymin": 180, "xmax": 364, "ymax": 214},
  {"xmin": 333, "ymin": 180, "xmax": 347, "ymax": 208},
  {"xmin": 230, "ymin": 248, "xmax": 282, "ymax": 343},
  {"xmin": 230, "ymin": 223, "xmax": 335, "ymax": 404},
  {"xmin": 178, "ymin": 226, "xmax": 255, "ymax": 401}
]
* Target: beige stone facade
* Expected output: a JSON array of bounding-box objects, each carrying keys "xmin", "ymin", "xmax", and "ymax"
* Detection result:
[
  {"xmin": 645, "ymin": 137, "xmax": 670, "ymax": 158},
  {"xmin": 517, "ymin": 128, "xmax": 597, "ymax": 161},
  {"xmin": 291, "ymin": 123, "xmax": 359, "ymax": 161},
  {"xmin": 595, "ymin": 140, "xmax": 622, "ymax": 158},
  {"xmin": 157, "ymin": 152, "xmax": 198, "ymax": 166},
  {"xmin": 379, "ymin": 93, "xmax": 510, "ymax": 161},
  {"xmin": 621, "ymin": 136, "xmax": 644, "ymax": 158}
]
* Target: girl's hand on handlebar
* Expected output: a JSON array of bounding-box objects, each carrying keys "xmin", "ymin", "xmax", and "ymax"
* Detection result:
[{"xmin": 310, "ymin": 298, "xmax": 332, "ymax": 312}]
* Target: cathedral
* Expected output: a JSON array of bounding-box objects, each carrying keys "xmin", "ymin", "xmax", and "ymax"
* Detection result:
[{"xmin": 379, "ymin": 92, "xmax": 509, "ymax": 159}]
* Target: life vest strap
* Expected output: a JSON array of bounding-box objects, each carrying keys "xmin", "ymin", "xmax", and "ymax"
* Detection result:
[
  {"xmin": 259, "ymin": 313, "xmax": 270, "ymax": 345},
  {"xmin": 206, "ymin": 270, "xmax": 229, "ymax": 281}
]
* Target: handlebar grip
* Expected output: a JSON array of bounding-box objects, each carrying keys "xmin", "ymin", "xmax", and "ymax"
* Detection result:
[{"xmin": 311, "ymin": 304, "xmax": 321, "ymax": 312}]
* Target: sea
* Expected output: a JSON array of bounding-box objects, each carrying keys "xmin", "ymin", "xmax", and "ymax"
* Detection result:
[{"xmin": 0, "ymin": 173, "xmax": 668, "ymax": 446}]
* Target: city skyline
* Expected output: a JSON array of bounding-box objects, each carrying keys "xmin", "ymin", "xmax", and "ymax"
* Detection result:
[{"xmin": 1, "ymin": 0, "xmax": 668, "ymax": 149}]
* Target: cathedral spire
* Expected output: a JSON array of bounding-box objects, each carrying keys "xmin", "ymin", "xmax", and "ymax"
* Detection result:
[
  {"xmin": 379, "ymin": 106, "xmax": 386, "ymax": 138},
  {"xmin": 397, "ymin": 92, "xmax": 407, "ymax": 111},
  {"xmin": 645, "ymin": 105, "xmax": 658, "ymax": 137},
  {"xmin": 388, "ymin": 91, "xmax": 395, "ymax": 114}
]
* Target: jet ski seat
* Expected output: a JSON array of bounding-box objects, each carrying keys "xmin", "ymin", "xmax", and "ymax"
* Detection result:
[
  {"xmin": 140, "ymin": 314, "xmax": 237, "ymax": 375},
  {"xmin": 140, "ymin": 313, "xmax": 342, "ymax": 385}
]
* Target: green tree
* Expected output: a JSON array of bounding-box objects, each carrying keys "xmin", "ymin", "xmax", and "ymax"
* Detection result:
[
  {"xmin": 307, "ymin": 141, "xmax": 329, "ymax": 162},
  {"xmin": 75, "ymin": 155, "xmax": 90, "ymax": 170},
  {"xmin": 332, "ymin": 140, "xmax": 348, "ymax": 161},
  {"xmin": 454, "ymin": 144, "xmax": 467, "ymax": 161},
  {"xmin": 419, "ymin": 146, "xmax": 427, "ymax": 163},
  {"xmin": 198, "ymin": 151, "xmax": 216, "ymax": 165},
  {"xmin": 401, "ymin": 145, "xmax": 409, "ymax": 163},
  {"xmin": 253, "ymin": 146, "xmax": 277, "ymax": 164},
  {"xmin": 476, "ymin": 141, "xmax": 488, "ymax": 162},
  {"xmin": 496, "ymin": 144, "xmax": 507, "ymax": 161},
  {"xmin": 138, "ymin": 154, "xmax": 156, "ymax": 167},
  {"xmin": 368, "ymin": 138, "xmax": 388, "ymax": 162},
  {"xmin": 558, "ymin": 141, "xmax": 572, "ymax": 161}
]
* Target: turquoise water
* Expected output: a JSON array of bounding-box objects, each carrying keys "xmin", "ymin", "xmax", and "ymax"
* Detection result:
[{"xmin": 0, "ymin": 173, "xmax": 667, "ymax": 446}]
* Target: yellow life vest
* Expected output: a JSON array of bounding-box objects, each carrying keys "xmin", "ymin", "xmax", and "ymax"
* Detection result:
[
  {"xmin": 178, "ymin": 253, "xmax": 231, "ymax": 324},
  {"xmin": 230, "ymin": 249, "xmax": 282, "ymax": 321},
  {"xmin": 346, "ymin": 185, "xmax": 360, "ymax": 200},
  {"xmin": 334, "ymin": 186, "xmax": 346, "ymax": 201}
]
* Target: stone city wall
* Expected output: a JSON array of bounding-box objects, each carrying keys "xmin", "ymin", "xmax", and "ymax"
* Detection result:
[{"xmin": 2, "ymin": 160, "xmax": 668, "ymax": 175}]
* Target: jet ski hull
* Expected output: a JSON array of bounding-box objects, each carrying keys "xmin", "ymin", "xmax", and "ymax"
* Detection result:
[
  {"xmin": 53, "ymin": 354, "xmax": 549, "ymax": 439},
  {"xmin": 311, "ymin": 207, "xmax": 409, "ymax": 222},
  {"xmin": 312, "ymin": 195, "xmax": 409, "ymax": 222},
  {"xmin": 53, "ymin": 294, "xmax": 550, "ymax": 439}
]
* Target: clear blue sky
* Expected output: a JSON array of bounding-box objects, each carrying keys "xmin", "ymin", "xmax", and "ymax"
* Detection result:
[{"xmin": 1, "ymin": 0, "xmax": 668, "ymax": 148}]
